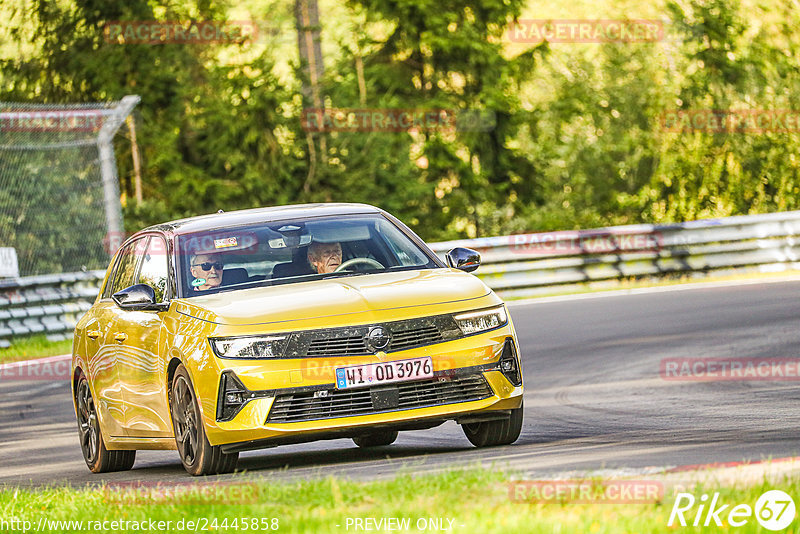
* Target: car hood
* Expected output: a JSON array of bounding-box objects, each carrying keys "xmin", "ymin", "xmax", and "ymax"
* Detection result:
[{"xmin": 174, "ymin": 268, "xmax": 494, "ymax": 327}]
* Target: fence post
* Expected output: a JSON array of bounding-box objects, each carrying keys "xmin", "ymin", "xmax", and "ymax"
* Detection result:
[{"xmin": 98, "ymin": 95, "xmax": 140, "ymax": 256}]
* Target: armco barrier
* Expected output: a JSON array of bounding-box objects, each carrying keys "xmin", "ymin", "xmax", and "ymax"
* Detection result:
[
  {"xmin": 429, "ymin": 210, "xmax": 800, "ymax": 299},
  {"xmin": 3, "ymin": 211, "xmax": 800, "ymax": 347},
  {"xmin": 0, "ymin": 271, "xmax": 104, "ymax": 348}
]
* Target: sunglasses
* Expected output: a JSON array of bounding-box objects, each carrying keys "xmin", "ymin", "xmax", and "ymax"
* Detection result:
[{"xmin": 193, "ymin": 262, "xmax": 224, "ymax": 271}]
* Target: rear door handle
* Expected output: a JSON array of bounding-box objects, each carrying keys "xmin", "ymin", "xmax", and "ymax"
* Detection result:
[
  {"xmin": 87, "ymin": 330, "xmax": 101, "ymax": 339},
  {"xmin": 114, "ymin": 332, "xmax": 128, "ymax": 343}
]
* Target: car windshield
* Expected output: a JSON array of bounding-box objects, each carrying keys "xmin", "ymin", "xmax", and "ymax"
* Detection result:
[{"xmin": 176, "ymin": 214, "xmax": 439, "ymax": 297}]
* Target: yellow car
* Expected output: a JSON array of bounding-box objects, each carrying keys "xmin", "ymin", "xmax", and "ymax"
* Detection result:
[{"xmin": 72, "ymin": 204, "xmax": 524, "ymax": 475}]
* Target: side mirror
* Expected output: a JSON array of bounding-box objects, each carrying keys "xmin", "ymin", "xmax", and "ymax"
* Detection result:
[
  {"xmin": 446, "ymin": 247, "xmax": 481, "ymax": 272},
  {"xmin": 112, "ymin": 284, "xmax": 167, "ymax": 311}
]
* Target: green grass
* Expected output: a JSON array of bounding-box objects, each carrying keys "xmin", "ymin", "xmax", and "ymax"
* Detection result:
[
  {"xmin": 0, "ymin": 334, "xmax": 72, "ymax": 364},
  {"xmin": 1, "ymin": 467, "xmax": 798, "ymax": 533}
]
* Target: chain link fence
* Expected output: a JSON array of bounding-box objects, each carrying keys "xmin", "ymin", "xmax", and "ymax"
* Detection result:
[{"xmin": 0, "ymin": 96, "xmax": 139, "ymax": 277}]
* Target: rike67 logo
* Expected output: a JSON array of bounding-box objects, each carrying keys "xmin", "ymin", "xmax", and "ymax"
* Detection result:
[{"xmin": 669, "ymin": 490, "xmax": 796, "ymax": 530}]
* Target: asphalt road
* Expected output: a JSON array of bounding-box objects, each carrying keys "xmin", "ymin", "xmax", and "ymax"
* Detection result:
[{"xmin": 3, "ymin": 280, "xmax": 800, "ymax": 487}]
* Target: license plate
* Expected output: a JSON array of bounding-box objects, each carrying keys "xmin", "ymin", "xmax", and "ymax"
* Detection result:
[{"xmin": 335, "ymin": 357, "xmax": 433, "ymax": 389}]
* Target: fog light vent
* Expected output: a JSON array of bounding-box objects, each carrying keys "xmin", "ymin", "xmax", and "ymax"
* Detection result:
[
  {"xmin": 217, "ymin": 371, "xmax": 249, "ymax": 422},
  {"xmin": 499, "ymin": 338, "xmax": 522, "ymax": 386}
]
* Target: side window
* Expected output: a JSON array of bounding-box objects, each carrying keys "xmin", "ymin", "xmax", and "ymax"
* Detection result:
[
  {"xmin": 138, "ymin": 236, "xmax": 169, "ymax": 302},
  {"xmin": 109, "ymin": 238, "xmax": 147, "ymax": 295},
  {"xmin": 100, "ymin": 261, "xmax": 117, "ymax": 299}
]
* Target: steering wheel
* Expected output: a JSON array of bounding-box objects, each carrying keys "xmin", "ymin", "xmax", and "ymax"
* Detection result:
[{"xmin": 334, "ymin": 257, "xmax": 385, "ymax": 272}]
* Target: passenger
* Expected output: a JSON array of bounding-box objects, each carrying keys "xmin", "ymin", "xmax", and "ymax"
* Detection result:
[
  {"xmin": 307, "ymin": 241, "xmax": 342, "ymax": 274},
  {"xmin": 190, "ymin": 253, "xmax": 224, "ymax": 291}
]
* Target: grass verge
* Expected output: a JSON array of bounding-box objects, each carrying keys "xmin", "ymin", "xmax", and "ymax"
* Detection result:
[
  {"xmin": 1, "ymin": 467, "xmax": 798, "ymax": 533},
  {"xmin": 0, "ymin": 334, "xmax": 72, "ymax": 364}
]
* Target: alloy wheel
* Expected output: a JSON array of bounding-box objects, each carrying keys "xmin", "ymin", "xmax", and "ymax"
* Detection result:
[
  {"xmin": 77, "ymin": 379, "xmax": 99, "ymax": 464},
  {"xmin": 172, "ymin": 375, "xmax": 200, "ymax": 467}
]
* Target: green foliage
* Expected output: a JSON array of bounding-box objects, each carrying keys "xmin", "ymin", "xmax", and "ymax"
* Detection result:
[
  {"xmin": 504, "ymin": 0, "xmax": 800, "ymax": 230},
  {"xmin": 1, "ymin": 0, "xmax": 308, "ymax": 238},
  {"xmin": 636, "ymin": 0, "xmax": 800, "ymax": 221},
  {"xmin": 2, "ymin": 0, "xmax": 800, "ymax": 250},
  {"xmin": 333, "ymin": 0, "xmax": 530, "ymax": 238}
]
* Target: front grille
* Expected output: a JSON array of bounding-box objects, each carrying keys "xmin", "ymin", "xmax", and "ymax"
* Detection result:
[
  {"xmin": 286, "ymin": 315, "xmax": 462, "ymax": 358},
  {"xmin": 306, "ymin": 335, "xmax": 367, "ymax": 356},
  {"xmin": 390, "ymin": 325, "xmax": 442, "ymax": 351},
  {"xmin": 266, "ymin": 374, "xmax": 493, "ymax": 423}
]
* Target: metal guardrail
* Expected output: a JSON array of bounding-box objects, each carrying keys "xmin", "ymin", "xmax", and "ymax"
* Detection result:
[
  {"xmin": 3, "ymin": 210, "xmax": 800, "ymax": 347},
  {"xmin": 429, "ymin": 210, "xmax": 800, "ymax": 299},
  {"xmin": 0, "ymin": 271, "xmax": 104, "ymax": 348}
]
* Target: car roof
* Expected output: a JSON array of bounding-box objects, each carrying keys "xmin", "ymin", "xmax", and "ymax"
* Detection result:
[{"xmin": 139, "ymin": 203, "xmax": 384, "ymax": 237}]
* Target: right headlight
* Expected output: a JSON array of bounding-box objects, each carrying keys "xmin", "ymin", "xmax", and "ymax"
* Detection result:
[
  {"xmin": 452, "ymin": 305, "xmax": 508, "ymax": 335},
  {"xmin": 209, "ymin": 335, "xmax": 288, "ymax": 359}
]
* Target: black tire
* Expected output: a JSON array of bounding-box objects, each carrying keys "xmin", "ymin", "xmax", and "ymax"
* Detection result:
[
  {"xmin": 170, "ymin": 364, "xmax": 238, "ymax": 476},
  {"xmin": 75, "ymin": 374, "xmax": 136, "ymax": 473},
  {"xmin": 353, "ymin": 430, "xmax": 398, "ymax": 448},
  {"xmin": 462, "ymin": 402, "xmax": 524, "ymax": 447}
]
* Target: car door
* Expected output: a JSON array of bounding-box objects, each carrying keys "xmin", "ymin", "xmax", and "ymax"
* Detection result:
[
  {"xmin": 109, "ymin": 234, "xmax": 173, "ymax": 437},
  {"xmin": 89, "ymin": 237, "xmax": 147, "ymax": 438}
]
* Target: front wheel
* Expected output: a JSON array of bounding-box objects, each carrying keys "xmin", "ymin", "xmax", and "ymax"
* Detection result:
[
  {"xmin": 461, "ymin": 402, "xmax": 524, "ymax": 447},
  {"xmin": 75, "ymin": 374, "xmax": 136, "ymax": 473},
  {"xmin": 170, "ymin": 364, "xmax": 238, "ymax": 476}
]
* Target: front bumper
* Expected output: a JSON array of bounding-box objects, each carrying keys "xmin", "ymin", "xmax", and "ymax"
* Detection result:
[{"xmin": 197, "ymin": 327, "xmax": 523, "ymax": 448}]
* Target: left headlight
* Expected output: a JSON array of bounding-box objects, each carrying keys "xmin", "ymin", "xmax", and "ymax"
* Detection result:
[
  {"xmin": 453, "ymin": 305, "xmax": 508, "ymax": 335},
  {"xmin": 209, "ymin": 335, "xmax": 288, "ymax": 359}
]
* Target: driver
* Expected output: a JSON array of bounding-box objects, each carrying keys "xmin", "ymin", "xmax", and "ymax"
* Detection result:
[
  {"xmin": 190, "ymin": 253, "xmax": 224, "ymax": 291},
  {"xmin": 307, "ymin": 241, "xmax": 342, "ymax": 274}
]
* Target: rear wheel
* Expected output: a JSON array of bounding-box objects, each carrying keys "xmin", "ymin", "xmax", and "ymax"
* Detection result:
[
  {"xmin": 170, "ymin": 364, "xmax": 238, "ymax": 476},
  {"xmin": 353, "ymin": 430, "xmax": 398, "ymax": 448},
  {"xmin": 461, "ymin": 402, "xmax": 524, "ymax": 447},
  {"xmin": 75, "ymin": 374, "xmax": 136, "ymax": 473}
]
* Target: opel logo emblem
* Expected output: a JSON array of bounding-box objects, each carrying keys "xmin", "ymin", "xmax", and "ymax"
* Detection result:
[{"xmin": 365, "ymin": 326, "xmax": 391, "ymax": 352}]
